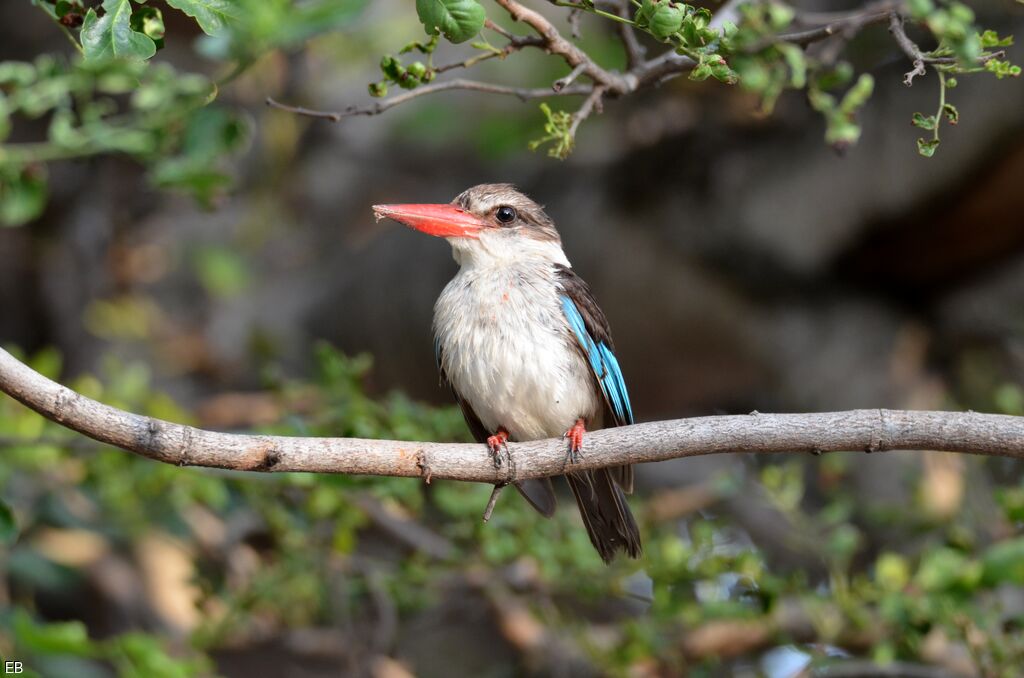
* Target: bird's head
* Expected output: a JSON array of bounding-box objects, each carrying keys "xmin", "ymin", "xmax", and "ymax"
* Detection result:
[{"xmin": 373, "ymin": 184, "xmax": 566, "ymax": 267}]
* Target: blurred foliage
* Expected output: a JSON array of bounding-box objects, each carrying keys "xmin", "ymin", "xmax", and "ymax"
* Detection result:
[
  {"xmin": 2, "ymin": 343, "xmax": 1024, "ymax": 675},
  {"xmin": 1, "ymin": 1, "xmax": 1017, "ymax": 226},
  {"xmin": 0, "ymin": 0, "xmax": 369, "ymax": 226}
]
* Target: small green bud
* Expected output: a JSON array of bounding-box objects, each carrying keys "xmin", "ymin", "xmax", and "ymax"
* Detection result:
[
  {"xmin": 407, "ymin": 61, "xmax": 427, "ymax": 80},
  {"xmin": 649, "ymin": 2, "xmax": 684, "ymax": 39},
  {"xmin": 368, "ymin": 81, "xmax": 388, "ymax": 97},
  {"xmin": 380, "ymin": 55, "xmax": 404, "ymax": 81}
]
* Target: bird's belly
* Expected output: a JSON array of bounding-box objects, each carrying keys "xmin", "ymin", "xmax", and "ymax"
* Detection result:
[{"xmin": 440, "ymin": 322, "xmax": 601, "ymax": 441}]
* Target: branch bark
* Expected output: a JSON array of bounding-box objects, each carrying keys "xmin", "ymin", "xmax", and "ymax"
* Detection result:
[{"xmin": 2, "ymin": 348, "xmax": 1024, "ymax": 483}]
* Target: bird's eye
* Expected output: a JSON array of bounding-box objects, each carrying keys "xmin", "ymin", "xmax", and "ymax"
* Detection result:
[{"xmin": 495, "ymin": 206, "xmax": 517, "ymax": 224}]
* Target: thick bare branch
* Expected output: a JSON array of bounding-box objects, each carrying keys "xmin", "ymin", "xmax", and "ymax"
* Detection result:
[{"xmin": 2, "ymin": 348, "xmax": 1024, "ymax": 485}]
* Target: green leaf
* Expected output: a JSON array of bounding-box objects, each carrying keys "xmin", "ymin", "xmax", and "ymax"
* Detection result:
[
  {"xmin": 416, "ymin": 0, "xmax": 486, "ymax": 44},
  {"xmin": 0, "ymin": 496, "xmax": 16, "ymax": 545},
  {"xmin": 911, "ymin": 112, "xmax": 937, "ymax": 130},
  {"xmin": 192, "ymin": 246, "xmax": 250, "ymax": 298},
  {"xmin": 13, "ymin": 612, "xmax": 95, "ymax": 656},
  {"xmin": 689, "ymin": 62, "xmax": 712, "ymax": 81},
  {"xmin": 166, "ymin": 0, "xmax": 239, "ymax": 37},
  {"xmin": 81, "ymin": 2, "xmax": 158, "ymax": 61},
  {"xmin": 942, "ymin": 103, "xmax": 959, "ymax": 124},
  {"xmin": 875, "ymin": 553, "xmax": 909, "ymax": 591},
  {"xmin": 914, "ymin": 547, "xmax": 981, "ymax": 590},
  {"xmin": 839, "ymin": 73, "xmax": 873, "ymax": 113},
  {"xmin": 981, "ymin": 537, "xmax": 1024, "ymax": 585},
  {"xmin": 979, "ymin": 29, "xmax": 1013, "ymax": 48},
  {"xmin": 907, "ymin": 0, "xmax": 934, "ymax": 19},
  {"xmin": 985, "ymin": 59, "xmax": 1022, "ymax": 79},
  {"xmin": 776, "ymin": 43, "xmax": 806, "ymax": 89},
  {"xmin": 0, "ymin": 167, "xmax": 48, "ymax": 226},
  {"xmin": 917, "ymin": 137, "xmax": 940, "ymax": 157}
]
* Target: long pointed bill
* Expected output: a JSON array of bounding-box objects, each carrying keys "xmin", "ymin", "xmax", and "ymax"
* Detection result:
[{"xmin": 372, "ymin": 203, "xmax": 486, "ymax": 238}]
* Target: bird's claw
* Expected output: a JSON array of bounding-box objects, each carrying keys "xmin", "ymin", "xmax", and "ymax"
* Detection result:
[
  {"xmin": 487, "ymin": 429, "xmax": 510, "ymax": 469},
  {"xmin": 563, "ymin": 418, "xmax": 586, "ymax": 465}
]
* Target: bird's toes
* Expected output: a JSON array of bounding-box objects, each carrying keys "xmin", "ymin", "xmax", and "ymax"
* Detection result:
[
  {"xmin": 486, "ymin": 430, "xmax": 510, "ymax": 468},
  {"xmin": 563, "ymin": 419, "xmax": 586, "ymax": 464}
]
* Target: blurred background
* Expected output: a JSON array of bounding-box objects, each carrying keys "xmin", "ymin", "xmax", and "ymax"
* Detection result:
[{"xmin": 2, "ymin": 0, "xmax": 1024, "ymax": 676}]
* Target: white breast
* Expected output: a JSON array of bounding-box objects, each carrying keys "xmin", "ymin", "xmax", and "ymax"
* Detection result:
[{"xmin": 433, "ymin": 262, "xmax": 602, "ymax": 442}]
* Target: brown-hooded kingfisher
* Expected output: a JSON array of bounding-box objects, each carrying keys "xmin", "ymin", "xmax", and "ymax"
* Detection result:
[{"xmin": 373, "ymin": 184, "xmax": 641, "ymax": 563}]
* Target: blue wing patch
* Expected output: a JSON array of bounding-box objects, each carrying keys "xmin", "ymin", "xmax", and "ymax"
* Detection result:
[{"xmin": 560, "ymin": 295, "xmax": 634, "ymax": 426}]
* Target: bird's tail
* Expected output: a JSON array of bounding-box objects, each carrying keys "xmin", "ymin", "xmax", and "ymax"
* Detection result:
[{"xmin": 566, "ymin": 467, "xmax": 641, "ymax": 563}]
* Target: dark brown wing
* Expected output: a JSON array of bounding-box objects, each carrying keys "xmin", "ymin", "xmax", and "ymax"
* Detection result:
[
  {"xmin": 555, "ymin": 265, "xmax": 634, "ymax": 494},
  {"xmin": 435, "ymin": 340, "xmax": 557, "ymax": 517}
]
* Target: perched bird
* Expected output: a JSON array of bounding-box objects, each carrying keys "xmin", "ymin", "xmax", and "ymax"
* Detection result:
[{"xmin": 373, "ymin": 184, "xmax": 641, "ymax": 563}]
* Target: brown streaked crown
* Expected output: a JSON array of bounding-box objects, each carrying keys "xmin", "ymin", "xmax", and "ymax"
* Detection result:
[{"xmin": 453, "ymin": 184, "xmax": 561, "ymax": 242}]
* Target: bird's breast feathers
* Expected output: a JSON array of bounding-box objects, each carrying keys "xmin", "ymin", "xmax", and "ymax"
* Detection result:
[{"xmin": 433, "ymin": 263, "xmax": 602, "ymax": 441}]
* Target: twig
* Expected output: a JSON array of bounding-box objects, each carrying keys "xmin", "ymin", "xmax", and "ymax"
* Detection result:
[
  {"xmin": 266, "ymin": 80, "xmax": 591, "ymax": 121},
  {"xmin": 482, "ymin": 19, "xmax": 516, "ymax": 42},
  {"xmin": 567, "ymin": 6, "xmax": 583, "ymax": 39},
  {"xmin": 494, "ymin": 0, "xmax": 634, "ymax": 94},
  {"xmin": 351, "ymin": 494, "xmax": 456, "ymax": 559},
  {"xmin": 611, "ymin": 0, "xmax": 646, "ymax": 69},
  {"xmin": 889, "ymin": 12, "xmax": 927, "ymax": 86},
  {"xmin": 264, "ymin": 97, "xmax": 343, "ymax": 122},
  {"xmin": 433, "ymin": 32, "xmax": 546, "ymax": 75},
  {"xmin": 2, "ymin": 348, "xmax": 1024, "ymax": 483},
  {"xmin": 750, "ymin": 7, "xmax": 894, "ymax": 51},
  {"xmin": 553, "ymin": 63, "xmax": 587, "ymax": 92},
  {"xmin": 482, "ymin": 484, "xmax": 507, "ymax": 522},
  {"xmin": 887, "ymin": 11, "xmax": 1005, "ymax": 83},
  {"xmin": 568, "ymin": 85, "xmax": 606, "ymax": 138}
]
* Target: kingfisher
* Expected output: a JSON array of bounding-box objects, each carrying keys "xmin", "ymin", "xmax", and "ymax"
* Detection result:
[{"xmin": 373, "ymin": 184, "xmax": 641, "ymax": 563}]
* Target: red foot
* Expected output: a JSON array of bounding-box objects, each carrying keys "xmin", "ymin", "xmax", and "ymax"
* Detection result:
[
  {"xmin": 564, "ymin": 418, "xmax": 586, "ymax": 463},
  {"xmin": 487, "ymin": 428, "xmax": 510, "ymax": 468}
]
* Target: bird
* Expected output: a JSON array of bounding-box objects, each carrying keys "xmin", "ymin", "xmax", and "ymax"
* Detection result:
[{"xmin": 373, "ymin": 184, "xmax": 641, "ymax": 563}]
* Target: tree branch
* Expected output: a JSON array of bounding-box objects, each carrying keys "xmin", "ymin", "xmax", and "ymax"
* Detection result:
[
  {"xmin": 2, "ymin": 348, "xmax": 1024, "ymax": 484},
  {"xmin": 888, "ymin": 12, "xmax": 927, "ymax": 85},
  {"xmin": 886, "ymin": 11, "xmax": 1006, "ymax": 86},
  {"xmin": 267, "ymin": 0, "xmax": 947, "ymax": 130},
  {"xmin": 265, "ymin": 80, "xmax": 591, "ymax": 120},
  {"xmin": 495, "ymin": 0, "xmax": 635, "ymax": 94},
  {"xmin": 567, "ymin": 84, "xmax": 606, "ymax": 138}
]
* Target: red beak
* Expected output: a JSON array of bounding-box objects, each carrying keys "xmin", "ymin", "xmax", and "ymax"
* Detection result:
[{"xmin": 372, "ymin": 203, "xmax": 486, "ymax": 238}]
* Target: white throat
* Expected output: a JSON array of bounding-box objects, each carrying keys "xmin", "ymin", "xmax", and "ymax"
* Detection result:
[{"xmin": 447, "ymin": 231, "xmax": 571, "ymax": 271}]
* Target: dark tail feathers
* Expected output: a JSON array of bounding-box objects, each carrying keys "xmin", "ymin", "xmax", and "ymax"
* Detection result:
[{"xmin": 566, "ymin": 467, "xmax": 641, "ymax": 563}]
